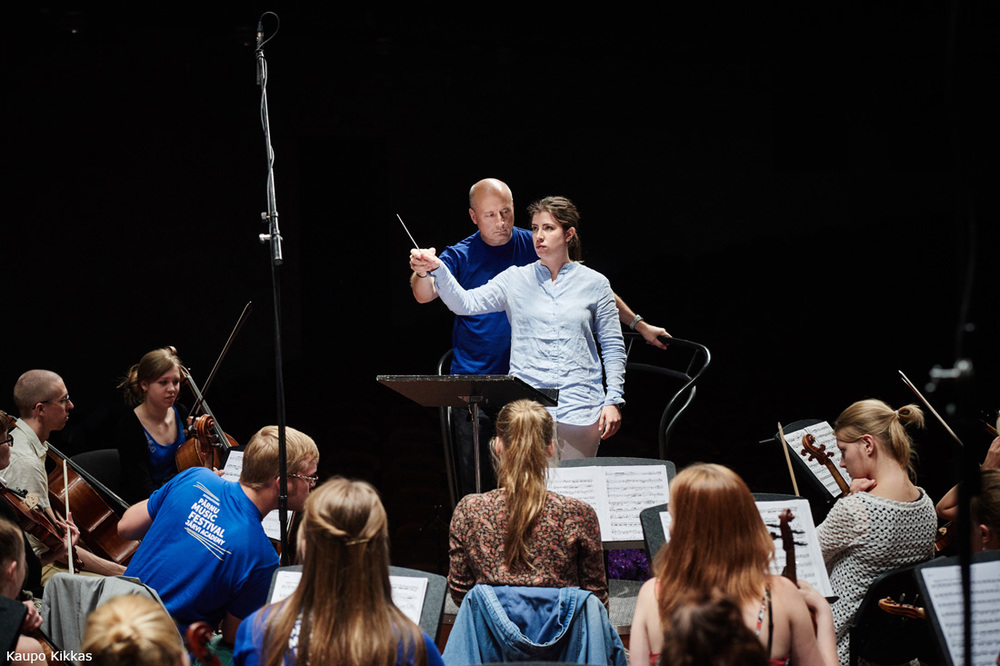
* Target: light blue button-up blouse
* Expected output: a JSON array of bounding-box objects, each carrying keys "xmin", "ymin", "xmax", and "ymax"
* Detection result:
[{"xmin": 431, "ymin": 260, "xmax": 625, "ymax": 426}]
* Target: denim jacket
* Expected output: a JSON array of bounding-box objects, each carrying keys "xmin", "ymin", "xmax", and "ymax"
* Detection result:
[{"xmin": 442, "ymin": 585, "xmax": 627, "ymax": 665}]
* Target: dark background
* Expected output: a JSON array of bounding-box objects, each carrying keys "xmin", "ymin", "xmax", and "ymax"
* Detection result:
[{"xmin": 5, "ymin": 4, "xmax": 998, "ymax": 571}]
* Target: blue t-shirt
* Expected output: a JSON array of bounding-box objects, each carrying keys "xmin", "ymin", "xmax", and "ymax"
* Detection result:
[
  {"xmin": 125, "ymin": 467, "xmax": 278, "ymax": 629},
  {"xmin": 233, "ymin": 602, "xmax": 445, "ymax": 666},
  {"xmin": 144, "ymin": 405, "xmax": 187, "ymax": 484},
  {"xmin": 439, "ymin": 226, "xmax": 536, "ymax": 374}
]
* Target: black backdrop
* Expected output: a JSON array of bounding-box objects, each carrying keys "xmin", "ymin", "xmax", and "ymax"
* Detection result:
[{"xmin": 6, "ymin": 5, "xmax": 998, "ymax": 568}]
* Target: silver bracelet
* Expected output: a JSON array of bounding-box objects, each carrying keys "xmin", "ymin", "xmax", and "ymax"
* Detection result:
[{"xmin": 628, "ymin": 314, "xmax": 643, "ymax": 330}]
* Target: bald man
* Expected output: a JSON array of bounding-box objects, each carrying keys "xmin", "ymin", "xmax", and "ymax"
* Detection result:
[
  {"xmin": 2, "ymin": 369, "xmax": 126, "ymax": 578},
  {"xmin": 409, "ymin": 178, "xmax": 670, "ymax": 496}
]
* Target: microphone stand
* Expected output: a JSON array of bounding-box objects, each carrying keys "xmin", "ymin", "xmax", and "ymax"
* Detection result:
[{"xmin": 255, "ymin": 13, "xmax": 290, "ymax": 565}]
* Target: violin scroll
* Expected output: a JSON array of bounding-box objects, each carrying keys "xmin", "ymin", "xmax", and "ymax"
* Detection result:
[
  {"xmin": 801, "ymin": 434, "xmax": 851, "ymax": 495},
  {"xmin": 185, "ymin": 621, "xmax": 221, "ymax": 666},
  {"xmin": 878, "ymin": 596, "xmax": 926, "ymax": 620},
  {"xmin": 778, "ymin": 509, "xmax": 797, "ymax": 582}
]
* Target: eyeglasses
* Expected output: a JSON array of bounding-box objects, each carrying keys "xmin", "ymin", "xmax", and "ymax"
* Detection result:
[
  {"xmin": 0, "ymin": 435, "xmax": 12, "ymax": 447},
  {"xmin": 40, "ymin": 395, "xmax": 72, "ymax": 405},
  {"xmin": 289, "ymin": 473, "xmax": 318, "ymax": 488}
]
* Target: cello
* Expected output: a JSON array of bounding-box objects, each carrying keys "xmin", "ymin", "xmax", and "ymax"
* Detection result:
[{"xmin": 46, "ymin": 443, "xmax": 139, "ymax": 566}]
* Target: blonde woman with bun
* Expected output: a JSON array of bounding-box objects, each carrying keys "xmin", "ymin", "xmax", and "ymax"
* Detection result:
[
  {"xmin": 82, "ymin": 595, "xmax": 187, "ymax": 665},
  {"xmin": 817, "ymin": 399, "xmax": 937, "ymax": 665}
]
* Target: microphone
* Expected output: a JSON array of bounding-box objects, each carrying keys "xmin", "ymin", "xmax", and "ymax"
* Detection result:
[{"xmin": 255, "ymin": 19, "xmax": 264, "ymax": 86}]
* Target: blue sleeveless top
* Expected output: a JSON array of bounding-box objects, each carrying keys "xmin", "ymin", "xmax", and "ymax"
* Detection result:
[{"xmin": 143, "ymin": 405, "xmax": 186, "ymax": 483}]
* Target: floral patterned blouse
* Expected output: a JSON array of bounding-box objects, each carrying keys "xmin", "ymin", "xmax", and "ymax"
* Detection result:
[{"xmin": 448, "ymin": 489, "xmax": 609, "ymax": 610}]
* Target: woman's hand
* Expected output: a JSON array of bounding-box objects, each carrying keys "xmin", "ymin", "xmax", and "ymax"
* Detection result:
[
  {"xmin": 983, "ymin": 435, "xmax": 1000, "ymax": 470},
  {"xmin": 55, "ymin": 515, "xmax": 82, "ymax": 549},
  {"xmin": 796, "ymin": 579, "xmax": 831, "ymax": 618},
  {"xmin": 848, "ymin": 477, "xmax": 877, "ymax": 494},
  {"xmin": 409, "ymin": 248, "xmax": 441, "ymax": 276},
  {"xmin": 599, "ymin": 405, "xmax": 622, "ymax": 440},
  {"xmin": 20, "ymin": 600, "xmax": 42, "ymax": 633}
]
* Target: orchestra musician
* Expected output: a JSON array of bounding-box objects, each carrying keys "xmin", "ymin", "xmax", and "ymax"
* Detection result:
[
  {"xmin": 410, "ymin": 196, "xmax": 627, "ymax": 461},
  {"xmin": 630, "ymin": 463, "xmax": 838, "ymax": 666},
  {"xmin": 81, "ymin": 594, "xmax": 189, "ymax": 666},
  {"xmin": 408, "ymin": 178, "xmax": 669, "ymax": 494},
  {"xmin": 119, "ymin": 425, "xmax": 319, "ymax": 651},
  {"xmin": 447, "ymin": 399, "xmax": 608, "ymax": 610},
  {"xmin": 660, "ymin": 591, "xmax": 768, "ymax": 666},
  {"xmin": 0, "ymin": 409, "xmax": 57, "ymax": 598},
  {"xmin": 1, "ymin": 370, "xmax": 125, "ymax": 579},
  {"xmin": 233, "ymin": 477, "xmax": 444, "ymax": 666},
  {"xmin": 935, "ymin": 414, "xmax": 1000, "ymax": 552},
  {"xmin": 0, "ymin": 519, "xmax": 49, "ymax": 665},
  {"xmin": 816, "ymin": 399, "xmax": 937, "ymax": 666},
  {"xmin": 114, "ymin": 347, "xmax": 189, "ymax": 504}
]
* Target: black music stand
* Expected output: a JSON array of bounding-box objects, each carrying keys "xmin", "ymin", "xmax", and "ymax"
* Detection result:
[{"xmin": 377, "ymin": 375, "xmax": 557, "ymax": 493}]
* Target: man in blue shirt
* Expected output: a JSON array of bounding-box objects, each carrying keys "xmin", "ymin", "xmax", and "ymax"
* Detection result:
[
  {"xmin": 409, "ymin": 178, "xmax": 669, "ymax": 497},
  {"xmin": 119, "ymin": 425, "xmax": 319, "ymax": 646}
]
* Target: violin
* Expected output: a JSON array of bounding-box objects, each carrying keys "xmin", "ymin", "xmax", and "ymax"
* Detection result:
[
  {"xmin": 174, "ymin": 358, "xmax": 238, "ymax": 472},
  {"xmin": 778, "ymin": 509, "xmax": 819, "ymax": 631},
  {"xmin": 878, "ymin": 596, "xmax": 927, "ymax": 620},
  {"xmin": 174, "ymin": 304, "xmax": 251, "ymax": 473},
  {"xmin": 0, "ymin": 480, "xmax": 72, "ymax": 555},
  {"xmin": 185, "ymin": 621, "xmax": 221, "ymax": 666},
  {"xmin": 934, "ymin": 522, "xmax": 954, "ymax": 555},
  {"xmin": 801, "ymin": 434, "xmax": 851, "ymax": 496},
  {"xmin": 778, "ymin": 509, "xmax": 798, "ymax": 582}
]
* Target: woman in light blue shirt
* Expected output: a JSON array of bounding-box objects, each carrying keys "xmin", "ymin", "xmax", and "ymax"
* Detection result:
[{"xmin": 411, "ymin": 196, "xmax": 625, "ymax": 459}]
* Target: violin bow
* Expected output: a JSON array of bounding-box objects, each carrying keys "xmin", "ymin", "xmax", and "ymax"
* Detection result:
[
  {"xmin": 63, "ymin": 459, "xmax": 74, "ymax": 574},
  {"xmin": 187, "ymin": 301, "xmax": 253, "ymax": 419},
  {"xmin": 777, "ymin": 423, "xmax": 801, "ymax": 497},
  {"xmin": 899, "ymin": 370, "xmax": 964, "ymax": 448}
]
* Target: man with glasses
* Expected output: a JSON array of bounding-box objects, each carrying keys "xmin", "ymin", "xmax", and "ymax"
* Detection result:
[
  {"xmin": 119, "ymin": 425, "xmax": 320, "ymax": 648},
  {"xmin": 2, "ymin": 369, "xmax": 126, "ymax": 577}
]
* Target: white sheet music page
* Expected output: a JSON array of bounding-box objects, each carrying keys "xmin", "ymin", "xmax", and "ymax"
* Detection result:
[
  {"xmin": 389, "ymin": 575, "xmax": 429, "ymax": 626},
  {"xmin": 921, "ymin": 559, "xmax": 1000, "ymax": 666},
  {"xmin": 756, "ymin": 499, "xmax": 834, "ymax": 597},
  {"xmin": 222, "ymin": 450, "xmax": 289, "ymax": 542},
  {"xmin": 547, "ymin": 465, "xmax": 669, "ymax": 542},
  {"xmin": 603, "ymin": 465, "xmax": 670, "ymax": 541},
  {"xmin": 783, "ymin": 422, "xmax": 852, "ymax": 498},
  {"xmin": 268, "ymin": 569, "xmax": 303, "ymax": 604},
  {"xmin": 547, "ymin": 466, "xmax": 611, "ymax": 536},
  {"xmin": 267, "ymin": 570, "xmax": 428, "ymax": 626}
]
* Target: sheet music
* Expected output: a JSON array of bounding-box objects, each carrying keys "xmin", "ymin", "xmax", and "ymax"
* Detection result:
[
  {"xmin": 659, "ymin": 511, "xmax": 672, "ymax": 541},
  {"xmin": 783, "ymin": 422, "xmax": 852, "ymax": 498},
  {"xmin": 389, "ymin": 575, "xmax": 429, "ymax": 626},
  {"xmin": 921, "ymin": 560, "xmax": 1000, "ymax": 666},
  {"xmin": 656, "ymin": 500, "xmax": 833, "ymax": 598},
  {"xmin": 756, "ymin": 499, "xmax": 834, "ymax": 597},
  {"xmin": 267, "ymin": 570, "xmax": 428, "ymax": 626},
  {"xmin": 268, "ymin": 569, "xmax": 303, "ymax": 603},
  {"xmin": 547, "ymin": 465, "xmax": 669, "ymax": 542},
  {"xmin": 222, "ymin": 450, "xmax": 291, "ymax": 541}
]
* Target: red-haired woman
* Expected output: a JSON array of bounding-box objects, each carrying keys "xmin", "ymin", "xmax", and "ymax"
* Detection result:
[{"xmin": 630, "ymin": 463, "xmax": 837, "ymax": 666}]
